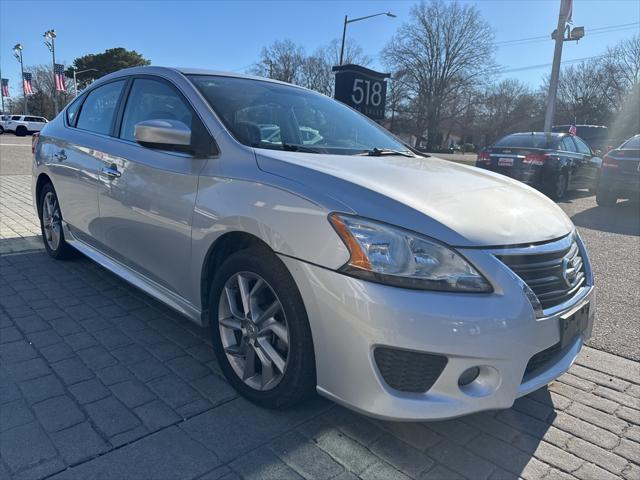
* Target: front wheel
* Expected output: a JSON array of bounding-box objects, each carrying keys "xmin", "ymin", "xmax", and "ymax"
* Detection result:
[
  {"xmin": 15, "ymin": 126, "xmax": 27, "ymax": 137},
  {"xmin": 596, "ymin": 189, "xmax": 618, "ymax": 207},
  {"xmin": 38, "ymin": 183, "xmax": 76, "ymax": 259},
  {"xmin": 208, "ymin": 247, "xmax": 316, "ymax": 409}
]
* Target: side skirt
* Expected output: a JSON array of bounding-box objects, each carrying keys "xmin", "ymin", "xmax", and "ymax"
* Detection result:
[{"xmin": 62, "ymin": 222, "xmax": 203, "ymax": 325}]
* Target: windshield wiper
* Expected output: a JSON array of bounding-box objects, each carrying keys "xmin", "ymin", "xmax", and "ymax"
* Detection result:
[
  {"xmin": 355, "ymin": 147, "xmax": 415, "ymax": 158},
  {"xmin": 281, "ymin": 143, "xmax": 322, "ymax": 154}
]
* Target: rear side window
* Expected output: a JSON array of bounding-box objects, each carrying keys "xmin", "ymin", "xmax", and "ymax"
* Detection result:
[
  {"xmin": 76, "ymin": 80, "xmax": 126, "ymax": 135},
  {"xmin": 495, "ymin": 135, "xmax": 552, "ymax": 149},
  {"xmin": 11, "ymin": 116, "xmax": 21, "ymax": 121},
  {"xmin": 560, "ymin": 137, "xmax": 576, "ymax": 152}
]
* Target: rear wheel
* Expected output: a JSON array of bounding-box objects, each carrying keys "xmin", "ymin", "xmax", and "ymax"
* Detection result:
[
  {"xmin": 15, "ymin": 125, "xmax": 28, "ymax": 137},
  {"xmin": 596, "ymin": 189, "xmax": 618, "ymax": 207},
  {"xmin": 208, "ymin": 247, "xmax": 316, "ymax": 409},
  {"xmin": 546, "ymin": 171, "xmax": 568, "ymax": 201},
  {"xmin": 38, "ymin": 183, "xmax": 76, "ymax": 259}
]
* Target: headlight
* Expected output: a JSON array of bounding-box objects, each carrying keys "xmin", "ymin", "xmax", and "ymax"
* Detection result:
[{"xmin": 329, "ymin": 213, "xmax": 492, "ymax": 293}]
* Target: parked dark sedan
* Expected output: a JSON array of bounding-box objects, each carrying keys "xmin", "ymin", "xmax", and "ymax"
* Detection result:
[
  {"xmin": 596, "ymin": 134, "xmax": 640, "ymax": 207},
  {"xmin": 476, "ymin": 132, "xmax": 602, "ymax": 200}
]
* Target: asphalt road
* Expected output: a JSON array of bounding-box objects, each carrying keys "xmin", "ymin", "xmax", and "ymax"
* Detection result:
[
  {"xmin": 1, "ymin": 136, "xmax": 638, "ymax": 359},
  {"xmin": 0, "ymin": 134, "xmax": 32, "ymax": 175}
]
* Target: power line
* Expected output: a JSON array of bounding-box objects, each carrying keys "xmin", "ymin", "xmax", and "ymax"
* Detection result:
[
  {"xmin": 496, "ymin": 54, "xmax": 605, "ymax": 74},
  {"xmin": 494, "ymin": 22, "xmax": 639, "ymax": 46}
]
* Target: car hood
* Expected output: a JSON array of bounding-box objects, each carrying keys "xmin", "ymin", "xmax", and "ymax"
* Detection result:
[{"xmin": 255, "ymin": 150, "xmax": 574, "ymax": 247}]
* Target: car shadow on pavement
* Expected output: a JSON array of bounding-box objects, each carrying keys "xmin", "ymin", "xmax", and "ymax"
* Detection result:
[{"xmin": 570, "ymin": 199, "xmax": 640, "ymax": 236}]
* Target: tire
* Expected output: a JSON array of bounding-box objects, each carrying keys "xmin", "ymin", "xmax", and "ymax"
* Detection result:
[
  {"xmin": 208, "ymin": 246, "xmax": 316, "ymax": 409},
  {"xmin": 0, "ymin": 126, "xmax": 4, "ymax": 134},
  {"xmin": 38, "ymin": 182, "xmax": 76, "ymax": 259},
  {"xmin": 546, "ymin": 171, "xmax": 568, "ymax": 201},
  {"xmin": 596, "ymin": 189, "xmax": 618, "ymax": 207},
  {"xmin": 15, "ymin": 126, "xmax": 27, "ymax": 137}
]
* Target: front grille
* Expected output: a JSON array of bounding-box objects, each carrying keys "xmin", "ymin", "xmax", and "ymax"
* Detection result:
[
  {"xmin": 524, "ymin": 342, "xmax": 562, "ymax": 377},
  {"xmin": 374, "ymin": 347, "xmax": 447, "ymax": 393},
  {"xmin": 496, "ymin": 237, "xmax": 586, "ymax": 310}
]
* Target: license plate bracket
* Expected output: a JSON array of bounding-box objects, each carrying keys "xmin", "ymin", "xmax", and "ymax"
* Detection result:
[
  {"xmin": 560, "ymin": 303, "xmax": 589, "ymax": 349},
  {"xmin": 498, "ymin": 157, "xmax": 514, "ymax": 167}
]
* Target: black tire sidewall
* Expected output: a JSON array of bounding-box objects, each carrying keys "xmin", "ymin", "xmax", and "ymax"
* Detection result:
[
  {"xmin": 16, "ymin": 126, "xmax": 27, "ymax": 137},
  {"xmin": 208, "ymin": 247, "xmax": 316, "ymax": 408},
  {"xmin": 39, "ymin": 183, "xmax": 74, "ymax": 259}
]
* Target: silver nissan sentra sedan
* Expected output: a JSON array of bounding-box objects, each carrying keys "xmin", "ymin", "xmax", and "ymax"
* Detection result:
[{"xmin": 32, "ymin": 66, "xmax": 595, "ymax": 421}]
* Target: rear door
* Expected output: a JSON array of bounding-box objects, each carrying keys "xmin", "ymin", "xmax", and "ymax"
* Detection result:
[
  {"xmin": 94, "ymin": 75, "xmax": 211, "ymax": 298},
  {"xmin": 559, "ymin": 136, "xmax": 586, "ymax": 188},
  {"xmin": 573, "ymin": 136, "xmax": 601, "ymax": 189},
  {"xmin": 47, "ymin": 79, "xmax": 127, "ymax": 243}
]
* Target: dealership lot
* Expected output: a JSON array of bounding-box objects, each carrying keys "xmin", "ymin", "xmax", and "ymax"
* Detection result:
[{"xmin": 1, "ymin": 139, "xmax": 639, "ymax": 479}]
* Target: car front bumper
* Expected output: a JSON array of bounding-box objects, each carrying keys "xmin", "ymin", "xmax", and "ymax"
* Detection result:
[{"xmin": 279, "ymin": 245, "xmax": 595, "ymax": 421}]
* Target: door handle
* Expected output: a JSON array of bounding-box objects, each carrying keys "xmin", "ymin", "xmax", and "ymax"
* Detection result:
[
  {"xmin": 54, "ymin": 151, "xmax": 67, "ymax": 162},
  {"xmin": 101, "ymin": 165, "xmax": 121, "ymax": 179}
]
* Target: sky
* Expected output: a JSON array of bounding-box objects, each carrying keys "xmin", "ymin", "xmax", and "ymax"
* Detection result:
[{"xmin": 1, "ymin": 0, "xmax": 639, "ymax": 98}]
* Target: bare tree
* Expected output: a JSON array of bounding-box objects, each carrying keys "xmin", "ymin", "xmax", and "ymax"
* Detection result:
[
  {"xmin": 250, "ymin": 39, "xmax": 306, "ymax": 84},
  {"xmin": 10, "ymin": 64, "xmax": 74, "ymax": 118},
  {"xmin": 324, "ymin": 38, "xmax": 372, "ymax": 67},
  {"xmin": 382, "ymin": 0, "xmax": 495, "ymax": 149}
]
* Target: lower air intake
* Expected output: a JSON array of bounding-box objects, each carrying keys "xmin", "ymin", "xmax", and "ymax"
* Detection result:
[{"xmin": 374, "ymin": 347, "xmax": 447, "ymax": 393}]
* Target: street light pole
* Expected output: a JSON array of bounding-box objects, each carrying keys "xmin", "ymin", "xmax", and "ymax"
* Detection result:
[
  {"xmin": 44, "ymin": 29, "xmax": 59, "ymax": 116},
  {"xmin": 339, "ymin": 11, "xmax": 396, "ymax": 65},
  {"xmin": 72, "ymin": 68, "xmax": 98, "ymax": 97},
  {"xmin": 13, "ymin": 44, "xmax": 26, "ymax": 115},
  {"xmin": 543, "ymin": 0, "xmax": 570, "ymax": 133}
]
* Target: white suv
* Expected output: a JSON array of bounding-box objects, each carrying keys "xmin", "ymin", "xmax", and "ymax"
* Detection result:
[{"xmin": 2, "ymin": 115, "xmax": 48, "ymax": 136}]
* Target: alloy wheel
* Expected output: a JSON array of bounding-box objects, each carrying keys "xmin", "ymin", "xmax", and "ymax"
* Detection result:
[
  {"xmin": 218, "ymin": 272, "xmax": 290, "ymax": 391},
  {"xmin": 42, "ymin": 191, "xmax": 62, "ymax": 250}
]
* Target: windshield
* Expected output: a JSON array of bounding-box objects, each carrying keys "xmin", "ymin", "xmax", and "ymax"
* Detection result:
[
  {"xmin": 494, "ymin": 134, "xmax": 556, "ymax": 149},
  {"xmin": 622, "ymin": 136, "xmax": 640, "ymax": 149},
  {"xmin": 189, "ymin": 75, "xmax": 408, "ymax": 155}
]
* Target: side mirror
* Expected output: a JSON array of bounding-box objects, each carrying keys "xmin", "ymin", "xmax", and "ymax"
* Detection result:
[
  {"xmin": 134, "ymin": 119, "xmax": 191, "ymax": 149},
  {"xmin": 594, "ymin": 149, "xmax": 603, "ymax": 156}
]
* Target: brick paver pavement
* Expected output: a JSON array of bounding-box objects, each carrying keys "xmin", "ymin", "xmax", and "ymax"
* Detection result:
[
  {"xmin": 1, "ymin": 174, "xmax": 639, "ymax": 479},
  {"xmin": 1, "ymin": 250, "xmax": 639, "ymax": 480},
  {"xmin": 0, "ymin": 175, "xmax": 43, "ymax": 254}
]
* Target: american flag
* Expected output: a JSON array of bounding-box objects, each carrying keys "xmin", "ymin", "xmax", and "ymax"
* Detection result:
[
  {"xmin": 54, "ymin": 64, "xmax": 66, "ymax": 91},
  {"xmin": 1, "ymin": 78, "xmax": 9, "ymax": 97},
  {"xmin": 568, "ymin": 124, "xmax": 577, "ymax": 136},
  {"xmin": 23, "ymin": 72, "xmax": 34, "ymax": 95}
]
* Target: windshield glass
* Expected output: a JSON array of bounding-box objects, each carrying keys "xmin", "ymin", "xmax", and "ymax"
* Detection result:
[
  {"xmin": 495, "ymin": 134, "xmax": 556, "ymax": 149},
  {"xmin": 189, "ymin": 75, "xmax": 408, "ymax": 155},
  {"xmin": 622, "ymin": 136, "xmax": 640, "ymax": 149}
]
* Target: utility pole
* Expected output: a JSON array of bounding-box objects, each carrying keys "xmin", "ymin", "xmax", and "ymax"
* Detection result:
[
  {"xmin": 544, "ymin": 0, "xmax": 571, "ymax": 133},
  {"xmin": 13, "ymin": 44, "xmax": 27, "ymax": 115},
  {"xmin": 44, "ymin": 29, "xmax": 59, "ymax": 116}
]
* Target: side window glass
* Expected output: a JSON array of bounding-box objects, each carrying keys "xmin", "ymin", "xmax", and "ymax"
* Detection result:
[
  {"xmin": 76, "ymin": 80, "xmax": 125, "ymax": 135},
  {"xmin": 574, "ymin": 138, "xmax": 591, "ymax": 155},
  {"xmin": 561, "ymin": 137, "xmax": 576, "ymax": 152},
  {"xmin": 120, "ymin": 78, "xmax": 193, "ymax": 142},
  {"xmin": 66, "ymin": 96, "xmax": 83, "ymax": 127},
  {"xmin": 11, "ymin": 116, "xmax": 21, "ymax": 120}
]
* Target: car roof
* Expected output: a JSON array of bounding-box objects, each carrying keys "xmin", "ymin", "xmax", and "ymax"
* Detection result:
[
  {"xmin": 507, "ymin": 132, "xmax": 566, "ymax": 137},
  {"xmin": 95, "ymin": 65, "xmax": 304, "ymax": 90},
  {"xmin": 553, "ymin": 124, "xmax": 607, "ymax": 129}
]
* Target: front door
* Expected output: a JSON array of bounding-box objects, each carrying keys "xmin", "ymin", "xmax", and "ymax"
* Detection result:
[{"xmin": 94, "ymin": 76, "xmax": 210, "ymax": 299}]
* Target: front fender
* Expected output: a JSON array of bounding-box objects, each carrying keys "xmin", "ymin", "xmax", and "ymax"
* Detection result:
[{"xmin": 189, "ymin": 175, "xmax": 350, "ymax": 309}]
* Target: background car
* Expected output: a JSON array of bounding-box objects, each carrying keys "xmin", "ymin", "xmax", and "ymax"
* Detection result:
[
  {"xmin": 551, "ymin": 124, "xmax": 626, "ymax": 154},
  {"xmin": 3, "ymin": 115, "xmax": 49, "ymax": 136},
  {"xmin": 596, "ymin": 134, "xmax": 640, "ymax": 207},
  {"xmin": 476, "ymin": 132, "xmax": 602, "ymax": 200}
]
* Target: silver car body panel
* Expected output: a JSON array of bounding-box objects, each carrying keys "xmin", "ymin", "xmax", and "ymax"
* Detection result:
[{"xmin": 32, "ymin": 66, "xmax": 595, "ymax": 420}]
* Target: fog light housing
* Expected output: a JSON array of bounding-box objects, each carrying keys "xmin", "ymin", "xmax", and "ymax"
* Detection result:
[{"xmin": 458, "ymin": 367, "xmax": 480, "ymax": 386}]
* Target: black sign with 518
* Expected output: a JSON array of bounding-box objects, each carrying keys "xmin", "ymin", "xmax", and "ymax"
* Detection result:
[{"xmin": 332, "ymin": 64, "xmax": 390, "ymax": 121}]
